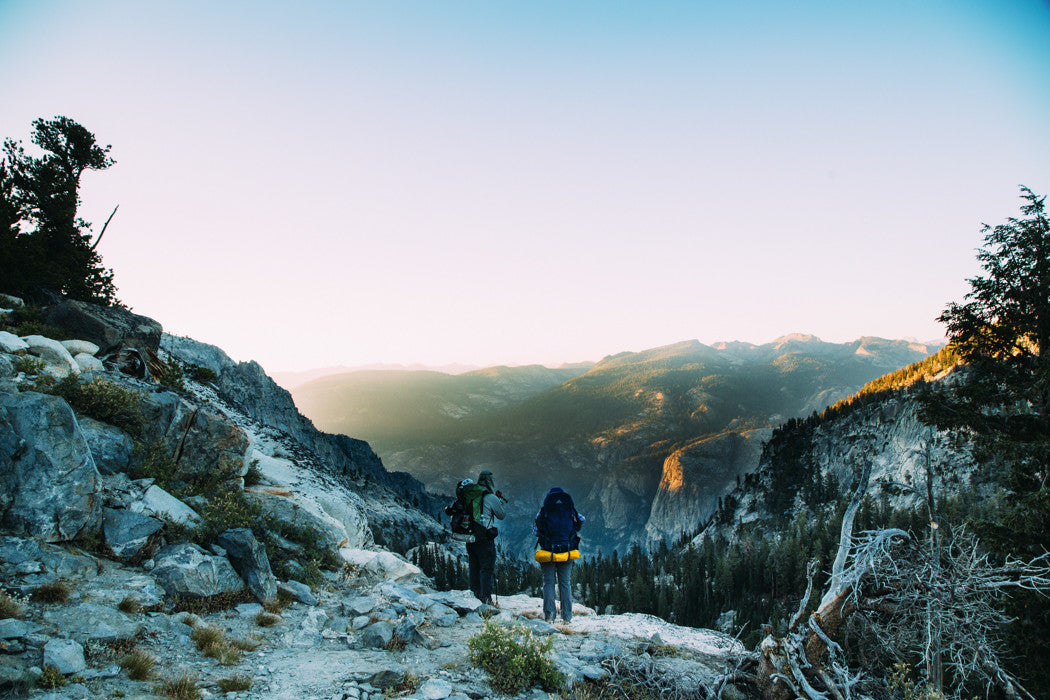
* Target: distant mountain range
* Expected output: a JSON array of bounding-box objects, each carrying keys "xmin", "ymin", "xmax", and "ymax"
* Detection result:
[{"xmin": 291, "ymin": 335, "xmax": 942, "ymax": 555}]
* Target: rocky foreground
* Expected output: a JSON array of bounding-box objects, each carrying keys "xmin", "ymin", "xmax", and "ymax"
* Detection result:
[
  {"xmin": 0, "ymin": 296, "xmax": 746, "ymax": 698},
  {"xmin": 0, "ymin": 534, "xmax": 743, "ymax": 699}
]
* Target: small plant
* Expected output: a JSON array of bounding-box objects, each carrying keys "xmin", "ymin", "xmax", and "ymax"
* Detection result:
[
  {"xmin": 383, "ymin": 636, "xmax": 407, "ymax": 652},
  {"xmin": 0, "ymin": 590, "xmax": 25, "ymax": 619},
  {"xmin": 387, "ymin": 670, "xmax": 420, "ymax": 695},
  {"xmin": 190, "ymin": 625, "xmax": 242, "ymax": 665},
  {"xmin": 156, "ymin": 673, "xmax": 202, "ymax": 700},
  {"xmin": 888, "ymin": 662, "xmax": 949, "ymax": 700},
  {"xmin": 243, "ymin": 459, "xmax": 264, "ymax": 487},
  {"xmin": 36, "ymin": 665, "xmax": 68, "ymax": 689},
  {"xmin": 14, "ymin": 355, "xmax": 46, "ymax": 375},
  {"xmin": 119, "ymin": 649, "xmax": 156, "ymax": 680},
  {"xmin": 31, "ymin": 580, "xmax": 71, "ymax": 604},
  {"xmin": 255, "ymin": 612, "xmax": 281, "ymax": 627},
  {"xmin": 217, "ymin": 674, "xmax": 252, "ymax": 692},
  {"xmin": 230, "ymin": 636, "xmax": 261, "ymax": 652},
  {"xmin": 186, "ymin": 364, "xmax": 217, "ymax": 384},
  {"xmin": 40, "ymin": 375, "xmax": 145, "ymax": 437},
  {"xmin": 468, "ymin": 620, "xmax": 565, "ymax": 695},
  {"xmin": 117, "ymin": 596, "xmax": 143, "ymax": 614},
  {"xmin": 172, "ymin": 589, "xmax": 252, "ymax": 615},
  {"xmin": 157, "ymin": 357, "xmax": 185, "ymax": 390}
]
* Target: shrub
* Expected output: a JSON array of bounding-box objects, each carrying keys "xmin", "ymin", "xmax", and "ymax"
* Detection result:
[
  {"xmin": 13, "ymin": 355, "xmax": 46, "ymax": 375},
  {"xmin": 31, "ymin": 580, "xmax": 71, "ymax": 604},
  {"xmin": 157, "ymin": 358, "xmax": 185, "ymax": 391},
  {"xmin": 117, "ymin": 596, "xmax": 143, "ymax": 614},
  {"xmin": 190, "ymin": 625, "xmax": 242, "ymax": 665},
  {"xmin": 172, "ymin": 590, "xmax": 251, "ymax": 615},
  {"xmin": 468, "ymin": 621, "xmax": 565, "ymax": 695},
  {"xmin": 186, "ymin": 364, "xmax": 217, "ymax": 384},
  {"xmin": 0, "ymin": 590, "xmax": 25, "ymax": 619},
  {"xmin": 254, "ymin": 612, "xmax": 281, "ymax": 627},
  {"xmin": 192, "ymin": 491, "xmax": 263, "ymax": 545},
  {"xmin": 36, "ymin": 665, "xmax": 68, "ymax": 689},
  {"xmin": 40, "ymin": 375, "xmax": 145, "ymax": 436},
  {"xmin": 217, "ymin": 674, "xmax": 252, "ymax": 692},
  {"xmin": 119, "ymin": 649, "xmax": 156, "ymax": 680},
  {"xmin": 129, "ymin": 440, "xmax": 180, "ymax": 493},
  {"xmin": 243, "ymin": 459, "xmax": 264, "ymax": 487},
  {"xmin": 156, "ymin": 673, "xmax": 201, "ymax": 700}
]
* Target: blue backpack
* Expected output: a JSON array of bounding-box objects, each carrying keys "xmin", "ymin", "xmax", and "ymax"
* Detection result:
[{"xmin": 535, "ymin": 488, "xmax": 580, "ymax": 554}]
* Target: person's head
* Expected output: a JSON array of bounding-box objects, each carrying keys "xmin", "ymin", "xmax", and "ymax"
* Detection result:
[{"xmin": 478, "ymin": 470, "xmax": 495, "ymax": 493}]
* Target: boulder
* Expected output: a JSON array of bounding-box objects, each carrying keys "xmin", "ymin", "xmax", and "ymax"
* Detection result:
[
  {"xmin": 21, "ymin": 336, "xmax": 78, "ymax": 374},
  {"xmin": 0, "ymin": 331, "xmax": 28, "ymax": 354},
  {"xmin": 339, "ymin": 549, "xmax": 422, "ymax": 581},
  {"xmin": 359, "ymin": 621, "xmax": 394, "ymax": 649},
  {"xmin": 277, "ymin": 580, "xmax": 317, "ymax": 606},
  {"xmin": 137, "ymin": 390, "xmax": 249, "ymax": 480},
  {"xmin": 42, "ymin": 638, "xmax": 86, "ymax": 675},
  {"xmin": 61, "ymin": 340, "xmax": 100, "ymax": 357},
  {"xmin": 0, "ymin": 392, "xmax": 101, "ymax": 542},
  {"xmin": 45, "ymin": 300, "xmax": 162, "ymax": 354},
  {"xmin": 41, "ymin": 603, "xmax": 143, "ymax": 643},
  {"xmin": 102, "ymin": 508, "xmax": 163, "ymax": 561},
  {"xmin": 79, "ymin": 416, "xmax": 134, "ymax": 475},
  {"xmin": 151, "ymin": 543, "xmax": 246, "ymax": 599},
  {"xmin": 130, "ymin": 484, "xmax": 199, "ymax": 524},
  {"xmin": 217, "ymin": 528, "xmax": 278, "ymax": 603},
  {"xmin": 0, "ymin": 619, "xmax": 42, "ymax": 639},
  {"xmin": 245, "ymin": 489, "xmax": 346, "ymax": 551},
  {"xmin": 0, "ymin": 294, "xmax": 24, "ymax": 310},
  {"xmin": 73, "ymin": 353, "xmax": 104, "ymax": 372},
  {"xmin": 0, "ymin": 536, "xmax": 98, "ymax": 581}
]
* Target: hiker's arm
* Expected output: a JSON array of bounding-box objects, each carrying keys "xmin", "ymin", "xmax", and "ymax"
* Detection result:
[{"xmin": 487, "ymin": 493, "xmax": 506, "ymax": 520}]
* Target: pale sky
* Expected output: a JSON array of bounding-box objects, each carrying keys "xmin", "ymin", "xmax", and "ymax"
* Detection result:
[{"xmin": 2, "ymin": 1, "xmax": 1048, "ymax": 372}]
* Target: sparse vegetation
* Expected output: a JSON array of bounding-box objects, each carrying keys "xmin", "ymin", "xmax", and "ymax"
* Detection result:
[
  {"xmin": 185, "ymin": 363, "xmax": 217, "ymax": 384},
  {"xmin": 172, "ymin": 589, "xmax": 252, "ymax": 615},
  {"xmin": 37, "ymin": 374, "xmax": 145, "ymax": 436},
  {"xmin": 13, "ymin": 355, "xmax": 46, "ymax": 375},
  {"xmin": 31, "ymin": 580, "xmax": 71, "ymax": 604},
  {"xmin": 468, "ymin": 620, "xmax": 565, "ymax": 695},
  {"xmin": 217, "ymin": 674, "xmax": 252, "ymax": 692},
  {"xmin": 155, "ymin": 673, "xmax": 202, "ymax": 700},
  {"xmin": 119, "ymin": 649, "xmax": 156, "ymax": 680},
  {"xmin": 117, "ymin": 596, "xmax": 143, "ymax": 614},
  {"xmin": 0, "ymin": 590, "xmax": 25, "ymax": 618},
  {"xmin": 36, "ymin": 665, "xmax": 68, "ymax": 689},
  {"xmin": 157, "ymin": 357, "xmax": 185, "ymax": 390},
  {"xmin": 190, "ymin": 624, "xmax": 243, "ymax": 665},
  {"xmin": 254, "ymin": 612, "xmax": 281, "ymax": 627}
]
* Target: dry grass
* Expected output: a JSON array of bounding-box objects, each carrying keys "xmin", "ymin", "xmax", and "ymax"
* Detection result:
[
  {"xmin": 118, "ymin": 596, "xmax": 143, "ymax": 614},
  {"xmin": 190, "ymin": 625, "xmax": 242, "ymax": 665},
  {"xmin": 156, "ymin": 673, "xmax": 201, "ymax": 700},
  {"xmin": 31, "ymin": 580, "xmax": 71, "ymax": 604},
  {"xmin": 254, "ymin": 612, "xmax": 281, "ymax": 627},
  {"xmin": 119, "ymin": 649, "xmax": 156, "ymax": 680},
  {"xmin": 0, "ymin": 591, "xmax": 24, "ymax": 619},
  {"xmin": 36, "ymin": 665, "xmax": 67, "ymax": 689},
  {"xmin": 217, "ymin": 674, "xmax": 252, "ymax": 692}
]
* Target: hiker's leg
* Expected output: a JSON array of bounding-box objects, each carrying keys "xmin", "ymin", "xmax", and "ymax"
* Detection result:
[
  {"xmin": 477, "ymin": 539, "xmax": 496, "ymax": 603},
  {"xmin": 466, "ymin": 541, "xmax": 481, "ymax": 600},
  {"xmin": 557, "ymin": 560, "xmax": 573, "ymax": 622},
  {"xmin": 541, "ymin": 563, "xmax": 557, "ymax": 621}
]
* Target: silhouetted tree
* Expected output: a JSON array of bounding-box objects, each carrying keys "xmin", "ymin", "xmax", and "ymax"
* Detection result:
[{"xmin": 1, "ymin": 116, "xmax": 119, "ymax": 304}]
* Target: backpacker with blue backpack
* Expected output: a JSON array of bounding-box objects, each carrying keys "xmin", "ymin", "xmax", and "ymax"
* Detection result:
[{"xmin": 534, "ymin": 487, "xmax": 582, "ymax": 563}]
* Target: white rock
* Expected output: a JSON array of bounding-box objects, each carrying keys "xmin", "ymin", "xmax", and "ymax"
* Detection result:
[
  {"xmin": 74, "ymin": 353, "xmax": 105, "ymax": 372},
  {"xmin": 61, "ymin": 339, "xmax": 100, "ymax": 356},
  {"xmin": 0, "ymin": 331, "xmax": 28, "ymax": 354},
  {"xmin": 418, "ymin": 678, "xmax": 453, "ymax": 699},
  {"xmin": 130, "ymin": 485, "xmax": 200, "ymax": 524},
  {"xmin": 43, "ymin": 638, "xmax": 86, "ymax": 675},
  {"xmin": 22, "ymin": 335, "xmax": 78, "ymax": 373}
]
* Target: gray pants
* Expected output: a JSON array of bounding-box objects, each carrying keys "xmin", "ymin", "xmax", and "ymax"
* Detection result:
[{"xmin": 541, "ymin": 560, "xmax": 573, "ymax": 622}]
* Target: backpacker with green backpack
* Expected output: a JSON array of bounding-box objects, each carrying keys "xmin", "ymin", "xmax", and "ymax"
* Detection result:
[{"xmin": 446, "ymin": 478, "xmax": 489, "ymax": 542}]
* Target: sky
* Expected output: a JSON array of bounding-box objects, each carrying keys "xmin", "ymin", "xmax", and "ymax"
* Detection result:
[{"xmin": 1, "ymin": 1, "xmax": 1049, "ymax": 372}]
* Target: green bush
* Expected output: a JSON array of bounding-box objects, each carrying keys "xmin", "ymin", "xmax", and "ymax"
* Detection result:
[
  {"xmin": 39, "ymin": 374, "xmax": 145, "ymax": 437},
  {"xmin": 217, "ymin": 674, "xmax": 252, "ymax": 692},
  {"xmin": 468, "ymin": 621, "xmax": 565, "ymax": 695},
  {"xmin": 36, "ymin": 665, "xmax": 68, "ymax": 689},
  {"xmin": 186, "ymin": 364, "xmax": 217, "ymax": 384},
  {"xmin": 157, "ymin": 358, "xmax": 185, "ymax": 391},
  {"xmin": 13, "ymin": 355, "xmax": 46, "ymax": 375}
]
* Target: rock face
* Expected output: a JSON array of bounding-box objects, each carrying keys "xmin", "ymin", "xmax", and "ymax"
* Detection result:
[
  {"xmin": 45, "ymin": 300, "xmax": 162, "ymax": 354},
  {"xmin": 151, "ymin": 543, "xmax": 246, "ymax": 599},
  {"xmin": 644, "ymin": 429, "xmax": 771, "ymax": 543},
  {"xmin": 217, "ymin": 528, "xmax": 278, "ymax": 603},
  {"xmin": 102, "ymin": 508, "xmax": 163, "ymax": 561},
  {"xmin": 79, "ymin": 416, "xmax": 135, "ymax": 475},
  {"xmin": 0, "ymin": 392, "xmax": 100, "ymax": 542}
]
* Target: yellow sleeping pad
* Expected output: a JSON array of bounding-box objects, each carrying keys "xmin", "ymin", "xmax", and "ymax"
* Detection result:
[{"xmin": 534, "ymin": 549, "xmax": 580, "ymax": 563}]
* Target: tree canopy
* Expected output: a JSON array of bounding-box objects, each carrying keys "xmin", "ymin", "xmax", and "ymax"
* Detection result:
[{"xmin": 0, "ymin": 116, "xmax": 120, "ymax": 305}]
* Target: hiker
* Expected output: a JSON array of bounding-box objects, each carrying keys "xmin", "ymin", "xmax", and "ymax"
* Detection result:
[
  {"xmin": 533, "ymin": 486, "xmax": 583, "ymax": 623},
  {"xmin": 445, "ymin": 472, "xmax": 506, "ymax": 605}
]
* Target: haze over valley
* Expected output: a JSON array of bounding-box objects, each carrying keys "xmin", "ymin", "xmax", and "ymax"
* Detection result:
[{"xmin": 290, "ymin": 334, "xmax": 941, "ymax": 555}]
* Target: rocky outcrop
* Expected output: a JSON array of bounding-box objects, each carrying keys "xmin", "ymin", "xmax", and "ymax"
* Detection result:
[
  {"xmin": 645, "ymin": 428, "xmax": 771, "ymax": 543},
  {"xmin": 151, "ymin": 543, "xmax": 247, "ymax": 599},
  {"xmin": 0, "ymin": 392, "xmax": 101, "ymax": 542},
  {"xmin": 102, "ymin": 507, "xmax": 163, "ymax": 561},
  {"xmin": 217, "ymin": 528, "xmax": 278, "ymax": 603},
  {"xmin": 45, "ymin": 299, "xmax": 162, "ymax": 354},
  {"xmin": 79, "ymin": 416, "xmax": 135, "ymax": 475}
]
